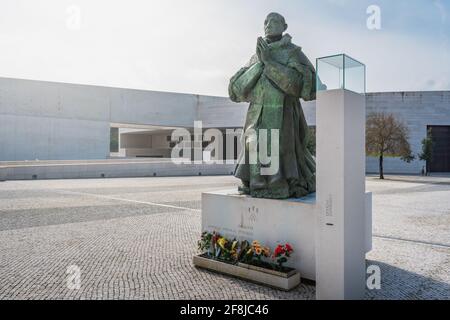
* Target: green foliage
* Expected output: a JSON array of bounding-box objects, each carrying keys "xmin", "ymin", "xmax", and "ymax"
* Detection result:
[
  {"xmin": 218, "ymin": 238, "xmax": 238, "ymax": 262},
  {"xmin": 241, "ymin": 248, "xmax": 254, "ymax": 264},
  {"xmin": 237, "ymin": 240, "xmax": 251, "ymax": 262},
  {"xmin": 401, "ymin": 154, "xmax": 415, "ymax": 163},
  {"xmin": 419, "ymin": 129, "xmax": 433, "ymax": 162},
  {"xmin": 197, "ymin": 231, "xmax": 212, "ymax": 253}
]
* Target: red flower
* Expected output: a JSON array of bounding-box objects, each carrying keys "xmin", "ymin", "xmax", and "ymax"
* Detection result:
[
  {"xmin": 274, "ymin": 245, "xmax": 284, "ymax": 257},
  {"xmin": 285, "ymin": 243, "xmax": 293, "ymax": 253}
]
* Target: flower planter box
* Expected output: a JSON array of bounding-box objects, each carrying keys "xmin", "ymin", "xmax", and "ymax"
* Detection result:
[
  {"xmin": 237, "ymin": 262, "xmax": 298, "ymax": 278},
  {"xmin": 193, "ymin": 254, "xmax": 301, "ymax": 291}
]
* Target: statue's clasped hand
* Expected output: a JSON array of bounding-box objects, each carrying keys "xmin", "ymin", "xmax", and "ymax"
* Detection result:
[{"xmin": 257, "ymin": 37, "xmax": 272, "ymax": 64}]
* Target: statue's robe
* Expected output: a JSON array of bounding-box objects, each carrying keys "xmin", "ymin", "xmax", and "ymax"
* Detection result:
[{"xmin": 228, "ymin": 34, "xmax": 316, "ymax": 199}]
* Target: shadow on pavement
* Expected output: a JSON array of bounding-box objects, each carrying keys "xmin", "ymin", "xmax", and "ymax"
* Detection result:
[{"xmin": 366, "ymin": 260, "xmax": 450, "ymax": 300}]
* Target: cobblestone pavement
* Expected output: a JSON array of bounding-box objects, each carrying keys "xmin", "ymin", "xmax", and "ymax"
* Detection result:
[{"xmin": 0, "ymin": 176, "xmax": 448, "ymax": 300}]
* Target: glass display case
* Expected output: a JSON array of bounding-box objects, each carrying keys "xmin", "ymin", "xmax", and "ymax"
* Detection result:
[{"xmin": 316, "ymin": 54, "xmax": 366, "ymax": 94}]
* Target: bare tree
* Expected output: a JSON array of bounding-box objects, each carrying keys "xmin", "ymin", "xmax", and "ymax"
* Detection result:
[{"xmin": 366, "ymin": 112, "xmax": 414, "ymax": 179}]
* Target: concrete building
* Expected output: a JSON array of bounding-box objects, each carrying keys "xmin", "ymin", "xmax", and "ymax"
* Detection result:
[
  {"xmin": 365, "ymin": 91, "xmax": 450, "ymax": 174},
  {"xmin": 0, "ymin": 77, "xmax": 245, "ymax": 161},
  {"xmin": 1, "ymin": 77, "xmax": 449, "ymax": 175}
]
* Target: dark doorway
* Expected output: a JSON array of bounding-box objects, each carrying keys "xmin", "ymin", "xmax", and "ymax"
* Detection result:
[{"xmin": 428, "ymin": 125, "xmax": 450, "ymax": 172}]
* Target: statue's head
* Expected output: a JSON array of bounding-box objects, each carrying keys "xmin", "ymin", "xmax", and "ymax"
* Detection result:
[{"xmin": 264, "ymin": 12, "xmax": 287, "ymax": 38}]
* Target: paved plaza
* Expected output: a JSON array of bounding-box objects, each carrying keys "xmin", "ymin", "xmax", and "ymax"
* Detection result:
[{"xmin": 0, "ymin": 175, "xmax": 449, "ymax": 300}]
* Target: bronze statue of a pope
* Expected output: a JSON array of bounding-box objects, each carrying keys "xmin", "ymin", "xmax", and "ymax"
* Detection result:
[{"xmin": 229, "ymin": 12, "xmax": 316, "ymax": 199}]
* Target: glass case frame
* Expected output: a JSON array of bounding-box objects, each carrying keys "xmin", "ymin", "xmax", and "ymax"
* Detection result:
[{"xmin": 316, "ymin": 54, "xmax": 366, "ymax": 94}]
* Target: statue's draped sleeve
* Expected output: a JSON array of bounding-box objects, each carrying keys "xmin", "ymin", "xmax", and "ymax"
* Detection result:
[
  {"xmin": 228, "ymin": 55, "xmax": 263, "ymax": 103},
  {"xmin": 262, "ymin": 47, "xmax": 316, "ymax": 101}
]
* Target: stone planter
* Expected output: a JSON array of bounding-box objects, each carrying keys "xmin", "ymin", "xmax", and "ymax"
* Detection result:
[{"xmin": 193, "ymin": 254, "xmax": 301, "ymax": 291}]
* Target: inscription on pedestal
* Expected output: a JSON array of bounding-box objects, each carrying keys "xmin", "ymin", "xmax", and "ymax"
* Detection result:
[
  {"xmin": 325, "ymin": 194, "xmax": 334, "ymax": 226},
  {"xmin": 206, "ymin": 205, "xmax": 259, "ymax": 240}
]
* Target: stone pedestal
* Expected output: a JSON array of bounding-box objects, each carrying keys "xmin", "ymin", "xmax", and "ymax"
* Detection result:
[
  {"xmin": 202, "ymin": 190, "xmax": 317, "ymax": 280},
  {"xmin": 201, "ymin": 189, "xmax": 372, "ymax": 283}
]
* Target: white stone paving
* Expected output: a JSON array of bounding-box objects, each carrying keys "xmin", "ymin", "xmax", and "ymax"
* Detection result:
[{"xmin": 0, "ymin": 175, "xmax": 448, "ymax": 300}]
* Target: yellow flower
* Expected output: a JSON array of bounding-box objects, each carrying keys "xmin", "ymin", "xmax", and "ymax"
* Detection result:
[{"xmin": 217, "ymin": 237, "xmax": 227, "ymax": 249}]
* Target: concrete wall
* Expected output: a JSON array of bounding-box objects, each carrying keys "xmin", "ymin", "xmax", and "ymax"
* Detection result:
[
  {"xmin": 0, "ymin": 159, "xmax": 235, "ymax": 180},
  {"xmin": 121, "ymin": 134, "xmax": 152, "ymax": 149},
  {"xmin": 0, "ymin": 78, "xmax": 112, "ymax": 160},
  {"xmin": 0, "ymin": 114, "xmax": 110, "ymax": 161},
  {"xmin": 121, "ymin": 132, "xmax": 172, "ymax": 157},
  {"xmin": 196, "ymin": 95, "xmax": 246, "ymax": 128},
  {"xmin": 0, "ymin": 77, "xmax": 229, "ymax": 161}
]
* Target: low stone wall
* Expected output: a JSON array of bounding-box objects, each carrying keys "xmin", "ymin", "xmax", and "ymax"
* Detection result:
[{"xmin": 0, "ymin": 159, "xmax": 235, "ymax": 180}]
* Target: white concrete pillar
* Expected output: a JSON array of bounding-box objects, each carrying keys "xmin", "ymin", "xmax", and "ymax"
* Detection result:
[{"xmin": 315, "ymin": 89, "xmax": 366, "ymax": 300}]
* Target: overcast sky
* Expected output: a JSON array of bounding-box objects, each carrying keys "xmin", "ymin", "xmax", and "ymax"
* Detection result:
[{"xmin": 0, "ymin": 0, "xmax": 449, "ymax": 96}]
